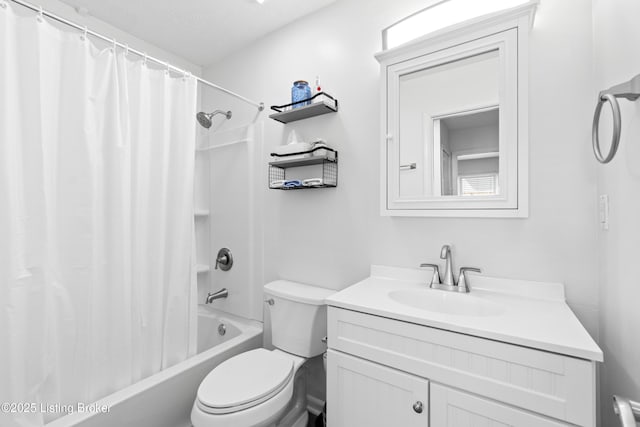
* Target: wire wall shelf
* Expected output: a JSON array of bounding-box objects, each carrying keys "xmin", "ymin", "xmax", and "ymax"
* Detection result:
[
  {"xmin": 269, "ymin": 92, "xmax": 338, "ymax": 124},
  {"xmin": 269, "ymin": 146, "xmax": 338, "ymax": 190}
]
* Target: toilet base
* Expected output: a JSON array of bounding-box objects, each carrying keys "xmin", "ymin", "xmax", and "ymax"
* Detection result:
[
  {"xmin": 274, "ymin": 365, "xmax": 308, "ymax": 427},
  {"xmin": 282, "ymin": 411, "xmax": 308, "ymax": 427}
]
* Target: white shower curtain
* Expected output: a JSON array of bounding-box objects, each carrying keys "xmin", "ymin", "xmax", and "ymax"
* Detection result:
[{"xmin": 0, "ymin": 4, "xmax": 197, "ymax": 426}]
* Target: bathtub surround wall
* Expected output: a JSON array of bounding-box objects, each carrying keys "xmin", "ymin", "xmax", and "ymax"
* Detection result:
[
  {"xmin": 592, "ymin": 0, "xmax": 640, "ymax": 425},
  {"xmin": 195, "ymin": 122, "xmax": 265, "ymax": 321}
]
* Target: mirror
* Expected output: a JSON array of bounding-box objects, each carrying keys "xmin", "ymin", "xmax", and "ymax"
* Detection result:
[
  {"xmin": 398, "ymin": 51, "xmax": 500, "ymax": 199},
  {"xmin": 375, "ymin": 5, "xmax": 534, "ymax": 217}
]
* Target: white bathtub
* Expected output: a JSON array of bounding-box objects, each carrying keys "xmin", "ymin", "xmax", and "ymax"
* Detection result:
[{"xmin": 46, "ymin": 306, "xmax": 263, "ymax": 427}]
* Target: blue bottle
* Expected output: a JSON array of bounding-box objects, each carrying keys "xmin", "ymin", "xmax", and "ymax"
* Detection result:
[{"xmin": 291, "ymin": 80, "xmax": 311, "ymax": 109}]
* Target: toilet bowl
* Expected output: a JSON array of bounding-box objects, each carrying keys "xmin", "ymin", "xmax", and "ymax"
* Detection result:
[
  {"xmin": 191, "ymin": 280, "xmax": 334, "ymax": 427},
  {"xmin": 191, "ymin": 349, "xmax": 306, "ymax": 427}
]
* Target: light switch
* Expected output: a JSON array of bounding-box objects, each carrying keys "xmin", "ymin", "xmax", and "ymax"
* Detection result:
[{"xmin": 599, "ymin": 194, "xmax": 609, "ymax": 230}]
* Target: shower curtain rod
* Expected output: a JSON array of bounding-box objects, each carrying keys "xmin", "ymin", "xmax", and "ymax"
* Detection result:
[{"xmin": 7, "ymin": 0, "xmax": 265, "ymax": 112}]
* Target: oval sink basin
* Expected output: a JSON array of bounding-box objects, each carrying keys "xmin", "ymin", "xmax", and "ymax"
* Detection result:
[{"xmin": 388, "ymin": 289, "xmax": 506, "ymax": 317}]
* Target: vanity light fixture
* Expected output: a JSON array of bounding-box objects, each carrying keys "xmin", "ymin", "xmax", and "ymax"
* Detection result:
[
  {"xmin": 255, "ymin": 0, "xmax": 265, "ymax": 4},
  {"xmin": 383, "ymin": 0, "xmax": 530, "ymax": 49}
]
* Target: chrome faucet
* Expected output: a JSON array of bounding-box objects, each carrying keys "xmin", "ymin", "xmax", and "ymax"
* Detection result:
[
  {"xmin": 440, "ymin": 244, "xmax": 455, "ymax": 287},
  {"xmin": 420, "ymin": 245, "xmax": 481, "ymax": 293},
  {"xmin": 206, "ymin": 288, "xmax": 228, "ymax": 304}
]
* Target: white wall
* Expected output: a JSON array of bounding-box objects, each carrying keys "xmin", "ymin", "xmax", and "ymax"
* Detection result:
[
  {"xmin": 457, "ymin": 157, "xmax": 499, "ymax": 176},
  {"xmin": 204, "ymin": 0, "xmax": 599, "ymax": 336},
  {"xmin": 592, "ymin": 0, "xmax": 640, "ymax": 425},
  {"xmin": 448, "ymin": 123, "xmax": 499, "ymax": 155},
  {"xmin": 28, "ymin": 0, "xmax": 201, "ymax": 74}
]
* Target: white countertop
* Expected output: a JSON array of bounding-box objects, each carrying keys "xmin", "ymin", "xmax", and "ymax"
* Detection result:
[{"xmin": 325, "ymin": 265, "xmax": 603, "ymax": 362}]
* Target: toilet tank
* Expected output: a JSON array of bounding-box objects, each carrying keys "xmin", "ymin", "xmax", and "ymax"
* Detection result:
[{"xmin": 264, "ymin": 280, "xmax": 334, "ymax": 358}]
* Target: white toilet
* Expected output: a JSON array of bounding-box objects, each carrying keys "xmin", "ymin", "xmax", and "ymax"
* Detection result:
[{"xmin": 191, "ymin": 280, "xmax": 334, "ymax": 427}]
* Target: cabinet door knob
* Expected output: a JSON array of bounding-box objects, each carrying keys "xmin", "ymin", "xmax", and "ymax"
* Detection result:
[{"xmin": 412, "ymin": 401, "xmax": 423, "ymax": 414}]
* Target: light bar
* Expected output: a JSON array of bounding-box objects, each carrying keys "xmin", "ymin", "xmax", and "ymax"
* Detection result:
[{"xmin": 384, "ymin": 0, "xmax": 529, "ymax": 49}]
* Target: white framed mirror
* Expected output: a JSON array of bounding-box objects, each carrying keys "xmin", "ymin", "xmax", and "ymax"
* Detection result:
[{"xmin": 376, "ymin": 3, "xmax": 536, "ymax": 217}]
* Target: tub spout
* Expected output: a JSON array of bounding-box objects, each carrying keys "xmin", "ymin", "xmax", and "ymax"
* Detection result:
[{"xmin": 206, "ymin": 288, "xmax": 228, "ymax": 304}]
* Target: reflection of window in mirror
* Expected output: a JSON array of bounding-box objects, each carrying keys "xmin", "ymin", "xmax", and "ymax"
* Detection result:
[{"xmin": 459, "ymin": 173, "xmax": 499, "ymax": 196}]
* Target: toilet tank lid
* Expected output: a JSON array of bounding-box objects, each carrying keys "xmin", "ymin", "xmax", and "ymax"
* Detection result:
[{"xmin": 264, "ymin": 280, "xmax": 334, "ymax": 305}]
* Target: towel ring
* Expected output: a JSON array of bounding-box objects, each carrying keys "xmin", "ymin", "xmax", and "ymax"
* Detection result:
[
  {"xmin": 592, "ymin": 93, "xmax": 621, "ymax": 164},
  {"xmin": 592, "ymin": 73, "xmax": 640, "ymax": 164}
]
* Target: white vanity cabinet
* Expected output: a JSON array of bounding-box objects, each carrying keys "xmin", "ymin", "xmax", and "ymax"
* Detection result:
[
  {"xmin": 430, "ymin": 384, "xmax": 569, "ymax": 427},
  {"xmin": 327, "ymin": 350, "xmax": 429, "ymax": 426},
  {"xmin": 326, "ymin": 307, "xmax": 597, "ymax": 427}
]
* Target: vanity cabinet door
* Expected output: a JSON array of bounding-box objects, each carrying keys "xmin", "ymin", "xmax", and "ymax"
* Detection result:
[
  {"xmin": 329, "ymin": 307, "xmax": 596, "ymax": 426},
  {"xmin": 430, "ymin": 383, "xmax": 570, "ymax": 427},
  {"xmin": 327, "ymin": 349, "xmax": 429, "ymax": 427}
]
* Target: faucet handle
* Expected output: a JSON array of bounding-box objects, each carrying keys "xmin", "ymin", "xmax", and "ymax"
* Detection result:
[
  {"xmin": 214, "ymin": 254, "xmax": 227, "ymax": 270},
  {"xmin": 420, "ymin": 263, "xmax": 441, "ymax": 286},
  {"xmin": 215, "ymin": 248, "xmax": 233, "ymax": 271},
  {"xmin": 457, "ymin": 267, "xmax": 481, "ymax": 292}
]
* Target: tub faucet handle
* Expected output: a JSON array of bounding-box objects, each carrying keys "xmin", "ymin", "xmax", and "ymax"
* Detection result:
[{"xmin": 215, "ymin": 248, "xmax": 233, "ymax": 271}]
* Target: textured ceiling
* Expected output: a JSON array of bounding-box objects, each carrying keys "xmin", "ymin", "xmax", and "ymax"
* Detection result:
[{"xmin": 58, "ymin": 0, "xmax": 337, "ymax": 66}]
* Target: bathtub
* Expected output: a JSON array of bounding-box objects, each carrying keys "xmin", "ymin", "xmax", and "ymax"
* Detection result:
[{"xmin": 46, "ymin": 306, "xmax": 263, "ymax": 427}]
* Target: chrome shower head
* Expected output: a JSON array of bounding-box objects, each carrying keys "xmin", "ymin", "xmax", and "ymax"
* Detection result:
[
  {"xmin": 197, "ymin": 112, "xmax": 212, "ymax": 129},
  {"xmin": 196, "ymin": 110, "xmax": 232, "ymax": 128}
]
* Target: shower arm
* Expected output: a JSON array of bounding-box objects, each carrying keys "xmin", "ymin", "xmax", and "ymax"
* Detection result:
[{"xmin": 208, "ymin": 110, "xmax": 232, "ymax": 120}]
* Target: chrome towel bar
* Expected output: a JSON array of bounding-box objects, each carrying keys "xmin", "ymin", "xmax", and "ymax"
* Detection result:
[
  {"xmin": 613, "ymin": 395, "xmax": 640, "ymax": 426},
  {"xmin": 592, "ymin": 73, "xmax": 640, "ymax": 164}
]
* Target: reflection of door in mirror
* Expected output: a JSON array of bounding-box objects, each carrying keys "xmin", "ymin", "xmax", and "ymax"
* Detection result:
[
  {"xmin": 398, "ymin": 50, "xmax": 499, "ymax": 199},
  {"xmin": 435, "ymin": 107, "xmax": 499, "ymax": 196},
  {"xmin": 441, "ymin": 147, "xmax": 452, "ymax": 196}
]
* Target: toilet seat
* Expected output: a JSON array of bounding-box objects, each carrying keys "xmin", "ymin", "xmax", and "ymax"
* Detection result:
[{"xmin": 197, "ymin": 349, "xmax": 294, "ymax": 415}]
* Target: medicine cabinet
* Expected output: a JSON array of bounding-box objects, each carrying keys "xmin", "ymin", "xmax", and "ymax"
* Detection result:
[{"xmin": 375, "ymin": 3, "xmax": 537, "ymax": 217}]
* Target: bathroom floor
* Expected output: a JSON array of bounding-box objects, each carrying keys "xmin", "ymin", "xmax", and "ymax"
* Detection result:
[{"xmin": 308, "ymin": 411, "xmax": 322, "ymax": 427}]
